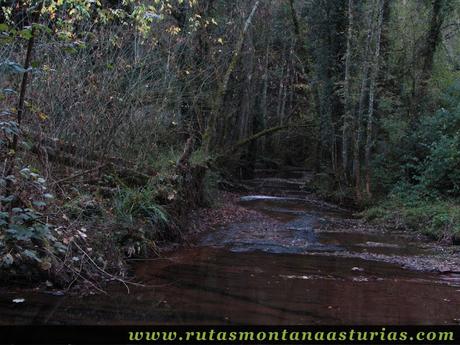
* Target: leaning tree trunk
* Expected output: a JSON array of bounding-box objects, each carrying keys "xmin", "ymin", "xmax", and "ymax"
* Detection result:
[
  {"xmin": 6, "ymin": 1, "xmax": 43, "ymax": 198},
  {"xmin": 203, "ymin": 0, "xmax": 260, "ymax": 154}
]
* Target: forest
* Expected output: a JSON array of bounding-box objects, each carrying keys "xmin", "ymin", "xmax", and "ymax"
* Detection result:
[{"xmin": 1, "ymin": 0, "xmax": 460, "ymax": 329}]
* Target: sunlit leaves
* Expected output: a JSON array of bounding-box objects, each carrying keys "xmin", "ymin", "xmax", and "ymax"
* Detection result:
[
  {"xmin": 0, "ymin": 6, "xmax": 12, "ymax": 23},
  {"xmin": 166, "ymin": 25, "xmax": 181, "ymax": 35},
  {"xmin": 19, "ymin": 28, "xmax": 33, "ymax": 40},
  {"xmin": 1, "ymin": 0, "xmax": 220, "ymax": 47}
]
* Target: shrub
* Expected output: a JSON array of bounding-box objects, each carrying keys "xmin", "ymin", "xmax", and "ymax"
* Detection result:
[
  {"xmin": 0, "ymin": 167, "xmax": 66, "ymax": 275},
  {"xmin": 112, "ymin": 185, "xmax": 170, "ymax": 256},
  {"xmin": 114, "ymin": 186, "xmax": 169, "ymax": 227},
  {"xmin": 373, "ymin": 80, "xmax": 460, "ymax": 197},
  {"xmin": 146, "ymin": 148, "xmax": 181, "ymax": 175},
  {"xmin": 202, "ymin": 170, "xmax": 220, "ymax": 206},
  {"xmin": 362, "ymin": 193, "xmax": 460, "ymax": 243}
]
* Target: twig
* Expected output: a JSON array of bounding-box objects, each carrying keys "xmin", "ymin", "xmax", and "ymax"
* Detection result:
[
  {"xmin": 72, "ymin": 241, "xmax": 147, "ymax": 293},
  {"xmin": 44, "ymin": 247, "xmax": 108, "ymax": 295}
]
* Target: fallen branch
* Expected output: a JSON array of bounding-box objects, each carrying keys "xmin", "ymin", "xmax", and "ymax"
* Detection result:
[
  {"xmin": 51, "ymin": 163, "xmax": 109, "ymax": 185},
  {"xmin": 230, "ymin": 125, "xmax": 289, "ymax": 152},
  {"xmin": 226, "ymin": 122, "xmax": 313, "ymax": 154},
  {"xmin": 72, "ymin": 241, "xmax": 146, "ymax": 294},
  {"xmin": 30, "ymin": 144, "xmax": 155, "ymax": 186},
  {"xmin": 30, "ymin": 144, "xmax": 97, "ymax": 170}
]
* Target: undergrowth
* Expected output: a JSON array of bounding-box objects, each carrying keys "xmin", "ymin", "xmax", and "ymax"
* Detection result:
[
  {"xmin": 0, "ymin": 165, "xmax": 67, "ymax": 279},
  {"xmin": 362, "ymin": 192, "xmax": 460, "ymax": 243},
  {"xmin": 114, "ymin": 186, "xmax": 169, "ymax": 227}
]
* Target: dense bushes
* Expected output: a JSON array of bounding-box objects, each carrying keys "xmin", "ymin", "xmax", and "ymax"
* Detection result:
[
  {"xmin": 0, "ymin": 166, "xmax": 66, "ymax": 277},
  {"xmin": 378, "ymin": 82, "xmax": 460, "ymax": 196},
  {"xmin": 363, "ymin": 193, "xmax": 460, "ymax": 243},
  {"xmin": 0, "ymin": 0, "xmax": 254, "ymax": 285},
  {"xmin": 416, "ymin": 84, "xmax": 460, "ymax": 196},
  {"xmin": 367, "ymin": 81, "xmax": 460, "ymax": 241}
]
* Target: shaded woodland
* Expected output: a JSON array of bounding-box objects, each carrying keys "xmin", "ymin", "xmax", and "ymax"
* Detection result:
[{"xmin": 1, "ymin": 0, "xmax": 460, "ymax": 284}]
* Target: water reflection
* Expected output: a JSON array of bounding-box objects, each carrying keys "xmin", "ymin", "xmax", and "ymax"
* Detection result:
[{"xmin": 1, "ymin": 191, "xmax": 459, "ymax": 325}]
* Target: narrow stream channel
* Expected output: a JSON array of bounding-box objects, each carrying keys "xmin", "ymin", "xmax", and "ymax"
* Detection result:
[{"xmin": 1, "ymin": 172, "xmax": 460, "ymax": 325}]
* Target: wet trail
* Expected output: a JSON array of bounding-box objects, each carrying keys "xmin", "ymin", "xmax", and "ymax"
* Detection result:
[{"xmin": 1, "ymin": 170, "xmax": 460, "ymax": 325}]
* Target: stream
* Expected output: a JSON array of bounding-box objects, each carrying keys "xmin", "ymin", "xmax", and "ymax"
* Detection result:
[{"xmin": 1, "ymin": 171, "xmax": 460, "ymax": 325}]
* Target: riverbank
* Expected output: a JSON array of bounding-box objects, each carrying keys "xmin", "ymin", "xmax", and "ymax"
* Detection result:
[
  {"xmin": 2, "ymin": 168, "xmax": 460, "ymax": 296},
  {"xmin": 362, "ymin": 196, "xmax": 460, "ymax": 244},
  {"xmin": 2, "ymin": 174, "xmax": 459, "ymax": 325},
  {"xmin": 185, "ymin": 176, "xmax": 460, "ymax": 274},
  {"xmin": 0, "ymin": 153, "xmax": 209, "ymax": 292}
]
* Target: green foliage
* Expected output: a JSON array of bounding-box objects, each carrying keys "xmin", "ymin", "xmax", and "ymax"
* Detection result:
[
  {"xmin": 409, "ymin": 82, "xmax": 460, "ymax": 196},
  {"xmin": 112, "ymin": 185, "xmax": 171, "ymax": 256},
  {"xmin": 362, "ymin": 193, "xmax": 460, "ymax": 242},
  {"xmin": 147, "ymin": 148, "xmax": 181, "ymax": 175},
  {"xmin": 114, "ymin": 186, "xmax": 169, "ymax": 227},
  {"xmin": 366, "ymin": 80, "xmax": 460, "ymax": 242},
  {"xmin": 0, "ymin": 60, "xmax": 33, "ymax": 74},
  {"xmin": 62, "ymin": 193, "xmax": 102, "ymax": 219},
  {"xmin": 202, "ymin": 170, "xmax": 220, "ymax": 206},
  {"xmin": 418, "ymin": 135, "xmax": 460, "ymax": 195},
  {"xmin": 310, "ymin": 171, "xmax": 354, "ymax": 204},
  {"xmin": 190, "ymin": 148, "xmax": 209, "ymax": 166},
  {"xmin": 0, "ymin": 121, "xmax": 19, "ymax": 146},
  {"xmin": 0, "ymin": 167, "xmax": 65, "ymax": 272},
  {"xmin": 374, "ymin": 80, "xmax": 460, "ymax": 197}
]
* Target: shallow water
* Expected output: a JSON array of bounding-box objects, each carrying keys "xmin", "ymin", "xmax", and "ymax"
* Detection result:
[{"xmin": 1, "ymin": 176, "xmax": 460, "ymax": 325}]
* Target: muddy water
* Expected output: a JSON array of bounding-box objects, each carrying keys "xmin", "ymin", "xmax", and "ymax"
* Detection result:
[{"xmin": 1, "ymin": 175, "xmax": 460, "ymax": 325}]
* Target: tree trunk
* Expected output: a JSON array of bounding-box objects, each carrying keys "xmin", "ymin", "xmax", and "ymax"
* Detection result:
[
  {"xmin": 289, "ymin": 0, "xmax": 301, "ymax": 37},
  {"xmin": 422, "ymin": 0, "xmax": 446, "ymax": 83},
  {"xmin": 342, "ymin": 0, "xmax": 354, "ymax": 177},
  {"xmin": 365, "ymin": 0, "xmax": 385, "ymax": 197},
  {"xmin": 6, "ymin": 1, "xmax": 44, "ymax": 200},
  {"xmin": 414, "ymin": 0, "xmax": 448, "ymax": 114},
  {"xmin": 353, "ymin": 0, "xmax": 376, "ymax": 201},
  {"xmin": 260, "ymin": 42, "xmax": 270, "ymax": 152},
  {"xmin": 238, "ymin": 28, "xmax": 255, "ymax": 142}
]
